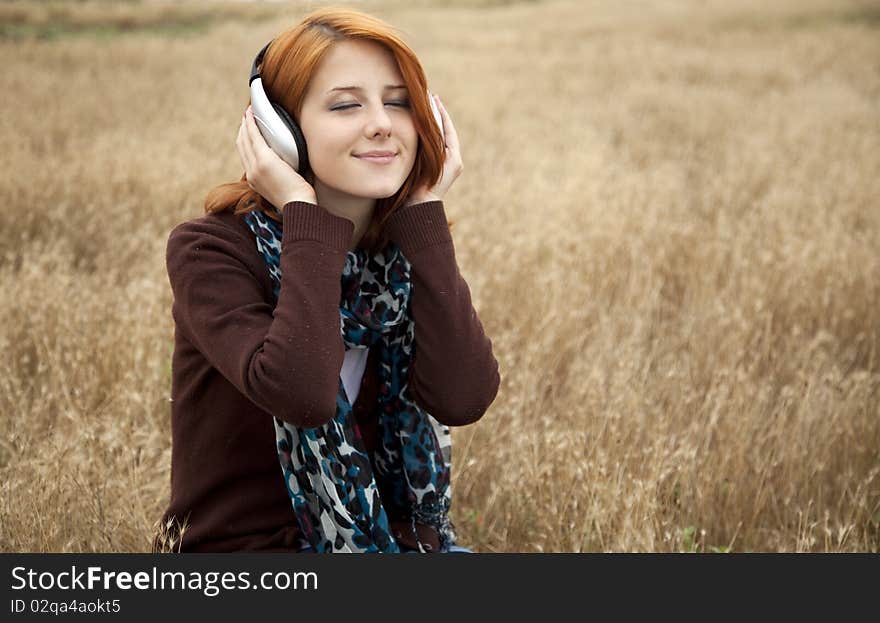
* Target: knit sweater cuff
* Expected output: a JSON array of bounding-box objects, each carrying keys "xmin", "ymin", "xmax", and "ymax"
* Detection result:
[
  {"xmin": 385, "ymin": 200, "xmax": 453, "ymax": 255},
  {"xmin": 281, "ymin": 201, "xmax": 354, "ymax": 251}
]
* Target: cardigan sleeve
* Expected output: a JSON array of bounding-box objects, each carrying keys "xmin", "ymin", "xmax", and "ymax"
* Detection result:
[
  {"xmin": 384, "ymin": 200, "xmax": 501, "ymax": 426},
  {"xmin": 165, "ymin": 201, "xmax": 354, "ymax": 429}
]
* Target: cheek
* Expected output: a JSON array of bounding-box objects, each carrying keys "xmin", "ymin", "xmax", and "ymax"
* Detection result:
[
  {"xmin": 405, "ymin": 120, "xmax": 419, "ymax": 146},
  {"xmin": 302, "ymin": 119, "xmax": 346, "ymax": 157},
  {"xmin": 402, "ymin": 124, "xmax": 419, "ymax": 160},
  {"xmin": 307, "ymin": 129, "xmax": 345, "ymax": 155}
]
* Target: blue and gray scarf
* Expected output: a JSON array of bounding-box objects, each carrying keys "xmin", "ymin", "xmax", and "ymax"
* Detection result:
[{"xmin": 243, "ymin": 207, "xmax": 455, "ymax": 553}]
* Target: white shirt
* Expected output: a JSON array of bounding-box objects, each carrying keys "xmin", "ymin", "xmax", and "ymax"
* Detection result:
[{"xmin": 340, "ymin": 346, "xmax": 370, "ymax": 404}]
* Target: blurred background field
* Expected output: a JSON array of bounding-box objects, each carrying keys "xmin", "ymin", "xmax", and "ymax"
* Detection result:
[{"xmin": 1, "ymin": 0, "xmax": 878, "ymax": 552}]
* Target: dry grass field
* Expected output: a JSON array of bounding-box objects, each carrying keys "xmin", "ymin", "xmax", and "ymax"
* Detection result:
[{"xmin": 1, "ymin": 0, "xmax": 878, "ymax": 552}]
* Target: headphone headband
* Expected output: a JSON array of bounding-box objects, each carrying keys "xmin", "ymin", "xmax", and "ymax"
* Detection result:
[
  {"xmin": 250, "ymin": 40, "xmax": 272, "ymax": 85},
  {"xmin": 248, "ymin": 38, "xmax": 308, "ymax": 173}
]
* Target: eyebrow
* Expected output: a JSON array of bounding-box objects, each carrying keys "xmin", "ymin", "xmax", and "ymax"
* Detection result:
[{"xmin": 326, "ymin": 84, "xmax": 408, "ymax": 94}]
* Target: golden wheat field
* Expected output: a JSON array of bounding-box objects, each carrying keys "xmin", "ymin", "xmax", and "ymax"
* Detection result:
[{"xmin": 1, "ymin": 0, "xmax": 878, "ymax": 553}]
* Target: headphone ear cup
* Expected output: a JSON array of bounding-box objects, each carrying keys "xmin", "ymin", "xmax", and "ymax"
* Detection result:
[
  {"xmin": 428, "ymin": 90, "xmax": 444, "ymax": 143},
  {"xmin": 249, "ymin": 75, "xmax": 305, "ymax": 173},
  {"xmin": 271, "ymin": 102, "xmax": 310, "ymax": 175}
]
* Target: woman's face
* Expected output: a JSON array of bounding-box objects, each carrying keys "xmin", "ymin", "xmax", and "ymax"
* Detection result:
[{"xmin": 298, "ymin": 39, "xmax": 418, "ymax": 200}]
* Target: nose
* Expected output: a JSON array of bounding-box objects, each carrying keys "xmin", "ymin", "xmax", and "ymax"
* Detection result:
[{"xmin": 364, "ymin": 102, "xmax": 393, "ymax": 139}]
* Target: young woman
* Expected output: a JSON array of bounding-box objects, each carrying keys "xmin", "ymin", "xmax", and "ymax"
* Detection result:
[{"xmin": 156, "ymin": 8, "xmax": 500, "ymax": 553}]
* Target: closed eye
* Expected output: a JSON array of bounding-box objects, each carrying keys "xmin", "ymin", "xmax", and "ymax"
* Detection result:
[{"xmin": 330, "ymin": 101, "xmax": 410, "ymax": 111}]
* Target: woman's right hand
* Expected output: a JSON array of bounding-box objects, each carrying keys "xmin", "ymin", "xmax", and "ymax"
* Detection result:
[{"xmin": 236, "ymin": 105, "xmax": 317, "ymax": 208}]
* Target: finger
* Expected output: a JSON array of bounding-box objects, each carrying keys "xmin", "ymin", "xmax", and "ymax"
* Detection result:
[
  {"xmin": 434, "ymin": 95, "xmax": 460, "ymax": 152},
  {"xmin": 243, "ymin": 106, "xmax": 274, "ymax": 163},
  {"xmin": 240, "ymin": 107, "xmax": 258, "ymax": 156},
  {"xmin": 237, "ymin": 117, "xmax": 254, "ymax": 173},
  {"xmin": 236, "ymin": 118, "xmax": 245, "ymax": 163},
  {"xmin": 239, "ymin": 121, "xmax": 260, "ymax": 193}
]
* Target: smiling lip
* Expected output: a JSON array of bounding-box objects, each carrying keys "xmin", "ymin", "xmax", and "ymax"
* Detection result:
[{"xmin": 354, "ymin": 151, "xmax": 397, "ymax": 164}]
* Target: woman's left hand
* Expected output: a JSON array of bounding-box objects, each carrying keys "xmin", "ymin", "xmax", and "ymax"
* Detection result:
[{"xmin": 405, "ymin": 94, "xmax": 463, "ymax": 206}]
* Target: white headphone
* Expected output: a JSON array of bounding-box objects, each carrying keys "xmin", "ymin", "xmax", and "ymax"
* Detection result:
[{"xmin": 249, "ymin": 40, "xmax": 445, "ymax": 174}]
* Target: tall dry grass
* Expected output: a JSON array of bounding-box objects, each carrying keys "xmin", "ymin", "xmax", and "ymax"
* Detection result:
[{"xmin": 1, "ymin": 0, "xmax": 878, "ymax": 552}]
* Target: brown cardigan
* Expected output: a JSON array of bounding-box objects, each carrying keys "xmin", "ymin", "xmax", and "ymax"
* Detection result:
[{"xmin": 158, "ymin": 200, "xmax": 500, "ymax": 552}]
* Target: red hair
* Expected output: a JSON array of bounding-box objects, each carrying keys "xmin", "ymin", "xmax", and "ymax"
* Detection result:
[{"xmin": 204, "ymin": 7, "xmax": 451, "ymax": 252}]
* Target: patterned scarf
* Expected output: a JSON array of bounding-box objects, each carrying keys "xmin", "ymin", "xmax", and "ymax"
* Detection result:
[{"xmin": 243, "ymin": 208, "xmax": 456, "ymax": 553}]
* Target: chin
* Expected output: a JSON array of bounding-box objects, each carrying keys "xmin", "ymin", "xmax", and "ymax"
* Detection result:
[
  {"xmin": 372, "ymin": 187, "xmax": 404, "ymax": 199},
  {"xmin": 348, "ymin": 182, "xmax": 405, "ymax": 199}
]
